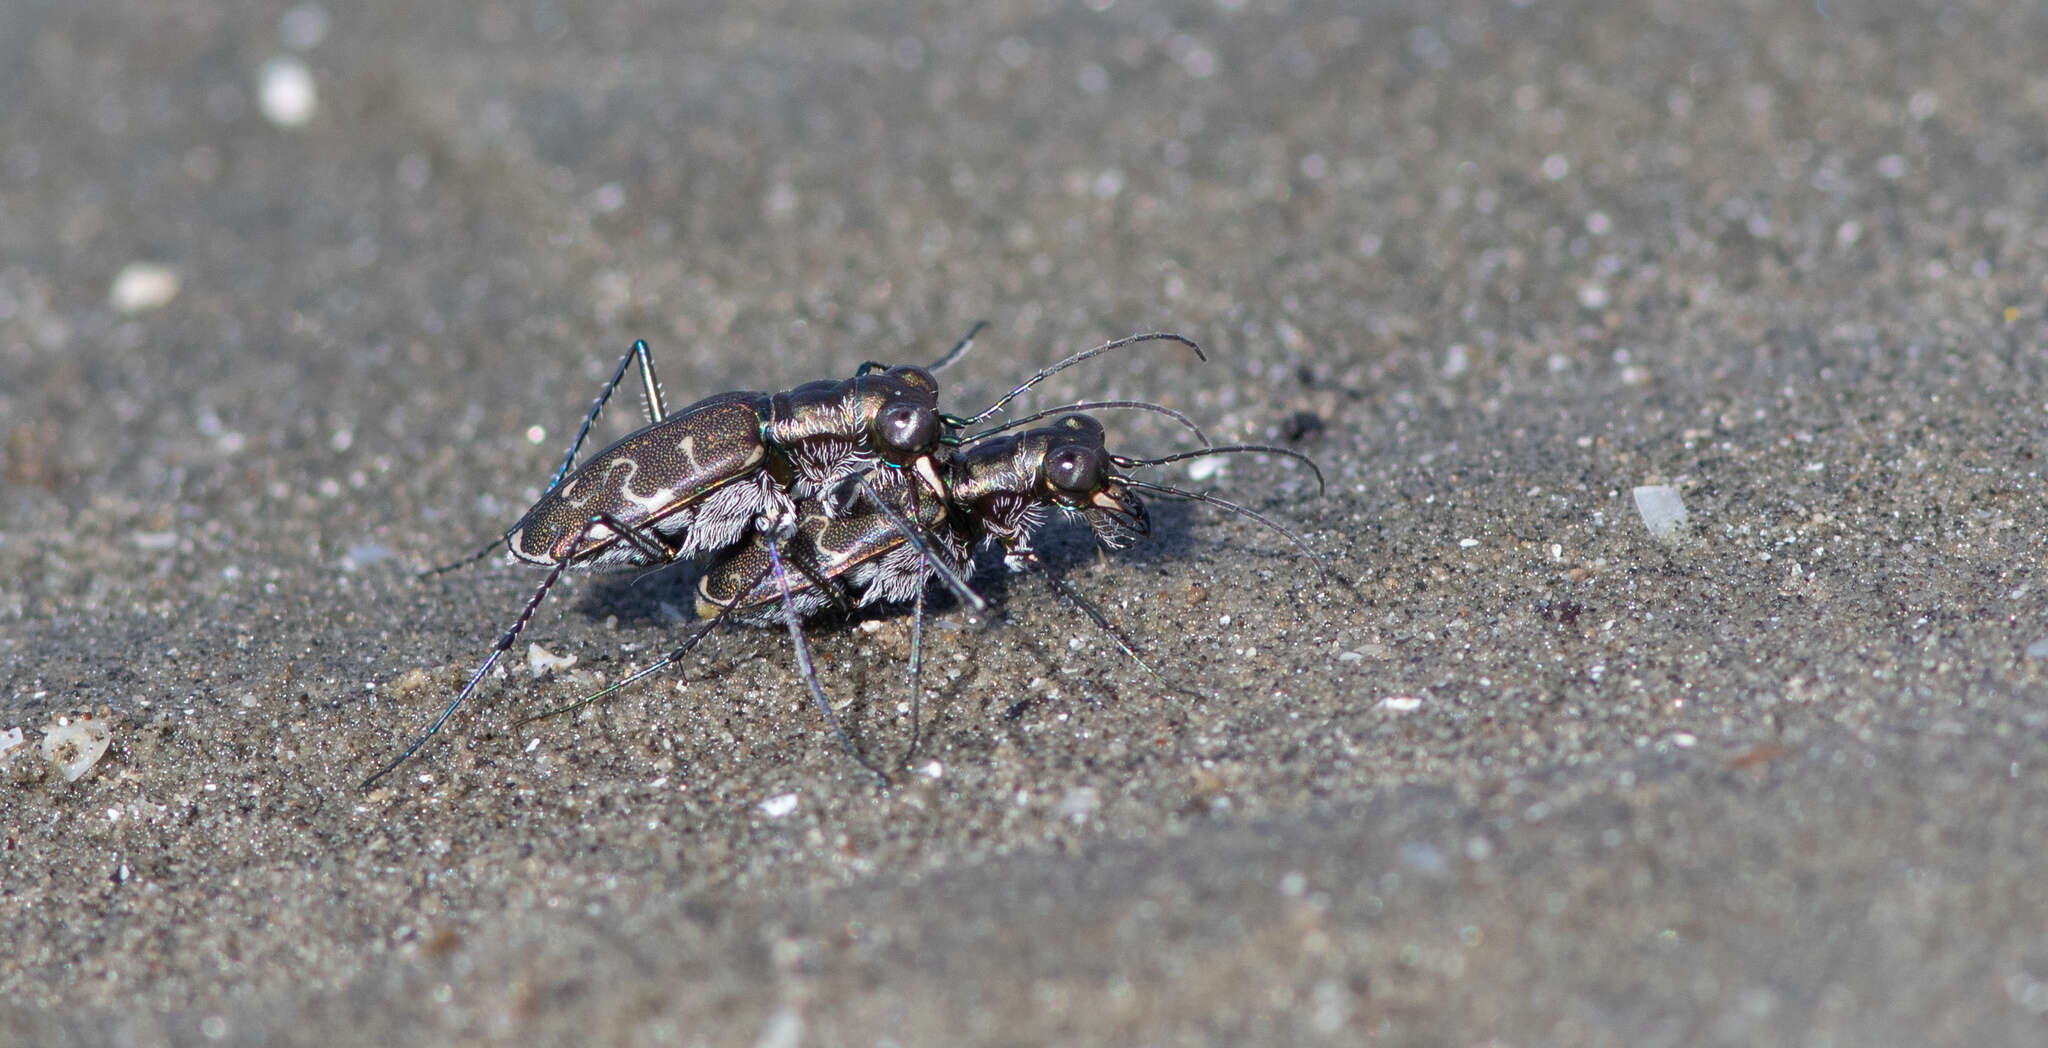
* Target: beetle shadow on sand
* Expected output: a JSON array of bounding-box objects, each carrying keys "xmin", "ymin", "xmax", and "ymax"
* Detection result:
[
  {"xmin": 556, "ymin": 544, "xmax": 1001, "ymax": 767},
  {"xmin": 543, "ymin": 496, "xmax": 1312, "ymax": 767}
]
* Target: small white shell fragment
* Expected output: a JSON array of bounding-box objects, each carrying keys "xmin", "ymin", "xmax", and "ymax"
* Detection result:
[
  {"xmin": 41, "ymin": 714, "xmax": 112, "ymax": 782},
  {"xmin": 1632, "ymin": 485, "xmax": 1690, "ymax": 541},
  {"xmin": 257, "ymin": 56, "xmax": 318, "ymax": 126},
  {"xmin": 109, "ymin": 262, "xmax": 181, "ymax": 313},
  {"xmin": 1377, "ymin": 695, "xmax": 1424, "ymax": 713},
  {"xmin": 759, "ymin": 792, "xmax": 800, "ymax": 818},
  {"xmin": 0, "ymin": 726, "xmax": 24, "ymax": 762},
  {"xmin": 526, "ymin": 643, "xmax": 577, "ymax": 677}
]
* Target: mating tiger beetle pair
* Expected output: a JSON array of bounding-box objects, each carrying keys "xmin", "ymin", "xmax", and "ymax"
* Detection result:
[{"xmin": 361, "ymin": 324, "xmax": 1325, "ymax": 788}]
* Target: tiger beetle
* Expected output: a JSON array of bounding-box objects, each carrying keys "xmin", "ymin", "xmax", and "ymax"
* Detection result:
[
  {"xmin": 538, "ymin": 411, "xmax": 1326, "ymax": 783},
  {"xmin": 362, "ymin": 328, "xmax": 1206, "ymax": 788}
]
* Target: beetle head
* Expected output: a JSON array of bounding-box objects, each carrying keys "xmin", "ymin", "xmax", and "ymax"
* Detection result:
[
  {"xmin": 1038, "ymin": 415, "xmax": 1148, "ymax": 549},
  {"xmin": 865, "ymin": 365, "xmax": 943, "ymax": 466}
]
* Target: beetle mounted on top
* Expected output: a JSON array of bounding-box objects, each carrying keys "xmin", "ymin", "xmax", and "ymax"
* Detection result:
[{"xmin": 361, "ymin": 324, "xmax": 1212, "ymax": 787}]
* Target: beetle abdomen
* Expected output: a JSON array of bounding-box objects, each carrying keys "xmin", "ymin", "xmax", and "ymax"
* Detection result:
[{"xmin": 506, "ymin": 393, "xmax": 779, "ymax": 567}]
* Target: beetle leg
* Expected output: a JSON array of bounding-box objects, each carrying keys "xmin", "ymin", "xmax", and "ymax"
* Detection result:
[
  {"xmin": 513, "ymin": 556, "xmax": 774, "ymax": 726},
  {"xmin": 921, "ymin": 319, "xmax": 990, "ymax": 373},
  {"xmin": 590, "ymin": 511, "xmax": 675, "ymax": 565},
  {"xmin": 892, "ymin": 583, "xmax": 928, "ymax": 773},
  {"xmin": 630, "ymin": 338, "xmax": 666, "ymax": 423},
  {"xmin": 853, "ymin": 474, "xmax": 987, "ymax": 614},
  {"xmin": 417, "ymin": 339, "xmax": 669, "ymax": 580},
  {"xmin": 551, "ymin": 339, "xmax": 662, "ymax": 493},
  {"xmin": 815, "ymin": 472, "xmax": 863, "ymax": 518},
  {"xmin": 779, "ymin": 534, "xmax": 857, "ymax": 617},
  {"xmin": 754, "ymin": 485, "xmax": 800, "ymax": 544},
  {"xmin": 1013, "ymin": 549, "xmax": 1167, "ymax": 688},
  {"xmin": 766, "ymin": 542, "xmax": 891, "ymax": 786},
  {"xmin": 366, "ymin": 516, "xmax": 604, "ymax": 787}
]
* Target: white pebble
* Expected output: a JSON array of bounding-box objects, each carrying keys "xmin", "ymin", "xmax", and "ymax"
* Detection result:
[
  {"xmin": 759, "ymin": 792, "xmax": 800, "ymax": 818},
  {"xmin": 1632, "ymin": 485, "xmax": 1690, "ymax": 541},
  {"xmin": 258, "ymin": 57, "xmax": 318, "ymax": 127},
  {"xmin": 42, "ymin": 714, "xmax": 112, "ymax": 782},
  {"xmin": 1377, "ymin": 695, "xmax": 1424, "ymax": 713},
  {"xmin": 1441, "ymin": 343, "xmax": 1470, "ymax": 378},
  {"xmin": 132, "ymin": 530, "xmax": 179, "ymax": 551},
  {"xmin": 109, "ymin": 262, "xmax": 181, "ymax": 313}
]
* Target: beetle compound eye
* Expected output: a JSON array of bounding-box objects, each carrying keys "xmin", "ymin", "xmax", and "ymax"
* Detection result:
[
  {"xmin": 880, "ymin": 403, "xmax": 937, "ymax": 454},
  {"xmin": 1046, "ymin": 446, "xmax": 1100, "ymax": 493}
]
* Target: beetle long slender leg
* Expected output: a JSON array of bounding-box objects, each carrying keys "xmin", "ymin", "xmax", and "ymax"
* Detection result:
[
  {"xmin": 512, "ymin": 615, "xmax": 717, "ymax": 727},
  {"xmin": 780, "ymin": 539, "xmax": 858, "ymax": 618},
  {"xmin": 417, "ymin": 339, "xmax": 666, "ymax": 580},
  {"xmin": 854, "ymin": 474, "xmax": 986, "ymax": 614},
  {"xmin": 1121, "ymin": 480, "xmax": 1329, "ymax": 583},
  {"xmin": 590, "ymin": 511, "xmax": 675, "ymax": 564},
  {"xmin": 767, "ymin": 541, "xmax": 891, "ymax": 786},
  {"xmin": 417, "ymin": 531, "xmax": 519, "ymax": 581},
  {"xmin": 630, "ymin": 338, "xmax": 667, "ymax": 424},
  {"xmin": 513, "ymin": 557, "xmax": 775, "ymax": 726},
  {"xmin": 553, "ymin": 339, "xmax": 663, "ymax": 489},
  {"xmin": 951, "ymin": 332, "xmax": 1206, "ymax": 428},
  {"xmin": 365, "ymin": 522, "xmax": 597, "ymax": 788},
  {"xmin": 894, "ymin": 584, "xmax": 928, "ymax": 773},
  {"xmin": 1017, "ymin": 550, "xmax": 1168, "ymax": 688}
]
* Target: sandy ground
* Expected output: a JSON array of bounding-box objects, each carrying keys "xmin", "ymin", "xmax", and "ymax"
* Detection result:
[{"xmin": 5, "ymin": 0, "xmax": 2047, "ymax": 1044}]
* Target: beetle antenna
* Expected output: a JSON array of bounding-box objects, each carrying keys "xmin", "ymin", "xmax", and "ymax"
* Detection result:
[
  {"xmin": 1115, "ymin": 443, "xmax": 1326, "ymax": 496},
  {"xmin": 923, "ymin": 320, "xmax": 991, "ymax": 373},
  {"xmin": 955, "ymin": 332, "xmax": 1204, "ymax": 426},
  {"xmin": 959, "ymin": 400, "xmax": 1211, "ymax": 447}
]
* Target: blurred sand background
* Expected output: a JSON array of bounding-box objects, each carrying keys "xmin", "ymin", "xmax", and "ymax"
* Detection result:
[{"xmin": 4, "ymin": 1, "xmax": 2047, "ymax": 1044}]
